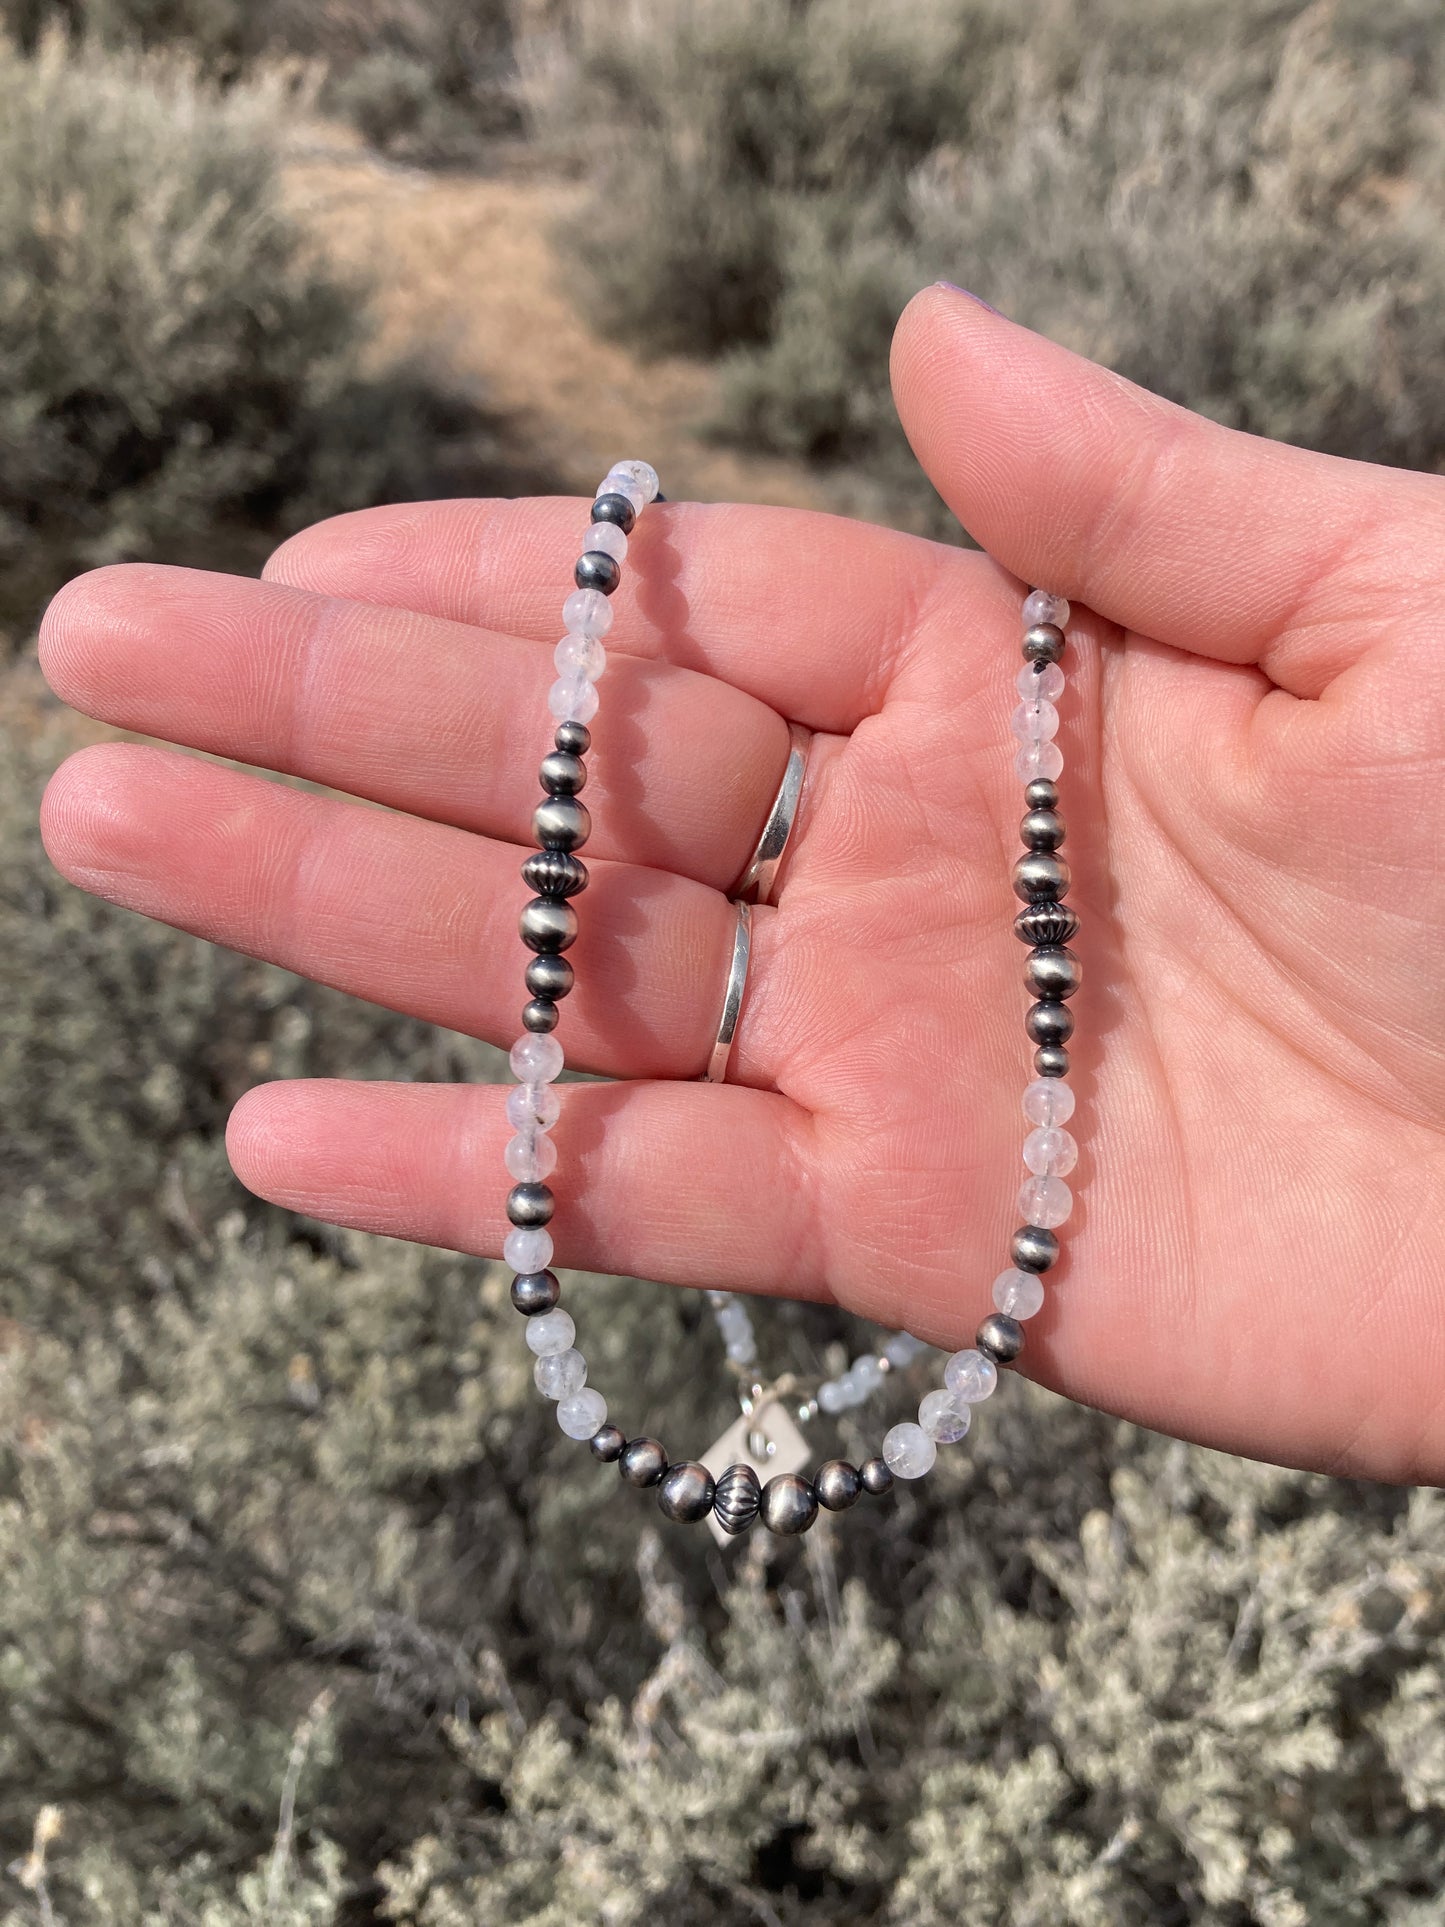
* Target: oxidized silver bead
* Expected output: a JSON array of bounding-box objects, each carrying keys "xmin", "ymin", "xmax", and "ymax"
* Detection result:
[
  {"xmin": 526, "ymin": 953, "xmax": 574, "ymax": 1000},
  {"xmin": 1034, "ymin": 1044, "xmax": 1070, "ymax": 1077},
  {"xmin": 522, "ymin": 850, "xmax": 588, "ymax": 898},
  {"xmin": 532, "ymin": 795, "xmax": 591, "ymax": 852},
  {"xmin": 1011, "ymin": 1225, "xmax": 1059, "ymax": 1273},
  {"xmin": 859, "ymin": 1456, "xmax": 894, "ymax": 1496},
  {"xmin": 522, "ymin": 997, "xmax": 559, "ymax": 1033},
  {"xmin": 1026, "ymin": 1000, "xmax": 1074, "ymax": 1046},
  {"xmin": 519, "ymin": 896, "xmax": 578, "ymax": 954},
  {"xmin": 714, "ymin": 1463, "xmax": 762, "ymax": 1535},
  {"xmin": 1014, "ymin": 902, "xmax": 1079, "ymax": 946},
  {"xmin": 554, "ymin": 720, "xmax": 591, "ymax": 755},
  {"xmin": 510, "ymin": 1269, "xmax": 560, "ymax": 1315},
  {"xmin": 1020, "ymin": 808, "xmax": 1065, "ymax": 851},
  {"xmin": 759, "ymin": 1472, "xmax": 818, "ymax": 1535},
  {"xmin": 506, "ymin": 1182, "xmax": 554, "ymax": 1227},
  {"xmin": 1013, "ymin": 852, "xmax": 1071, "ymax": 903},
  {"xmin": 575, "ymin": 550, "xmax": 620, "ymax": 596},
  {"xmin": 539, "ymin": 750, "xmax": 587, "ymax": 796},
  {"xmin": 591, "ymin": 490, "xmax": 636, "ymax": 535},
  {"xmin": 814, "ymin": 1460, "xmax": 863, "ymax": 1511},
  {"xmin": 1024, "ymin": 778, "xmax": 1059, "ymax": 811},
  {"xmin": 977, "ymin": 1313, "xmax": 1025, "ymax": 1365},
  {"xmin": 1022, "ymin": 621, "xmax": 1065, "ymax": 665},
  {"xmin": 1026, "ymin": 948, "xmax": 1082, "ymax": 1000},
  {"xmin": 589, "ymin": 1423, "xmax": 626, "ymax": 1462},
  {"xmin": 618, "ymin": 1437, "xmax": 668, "ymax": 1487},
  {"xmin": 657, "ymin": 1461, "xmax": 716, "ymax": 1523}
]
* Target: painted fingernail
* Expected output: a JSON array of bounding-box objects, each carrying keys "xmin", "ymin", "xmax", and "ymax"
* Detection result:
[{"xmin": 934, "ymin": 281, "xmax": 1003, "ymax": 316}]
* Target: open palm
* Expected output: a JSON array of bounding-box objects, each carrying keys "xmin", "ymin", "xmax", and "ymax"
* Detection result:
[{"xmin": 37, "ymin": 287, "xmax": 1445, "ymax": 1484}]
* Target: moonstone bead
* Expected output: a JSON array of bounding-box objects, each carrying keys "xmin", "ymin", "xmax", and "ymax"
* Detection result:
[
  {"xmin": 851, "ymin": 1354, "xmax": 885, "ymax": 1394},
  {"xmin": 1016, "ymin": 661, "xmax": 1065, "ymax": 701},
  {"xmin": 1022, "ymin": 1077, "xmax": 1075, "ymax": 1126},
  {"xmin": 606, "ymin": 459, "xmax": 660, "ymax": 504},
  {"xmin": 505, "ymin": 1129, "xmax": 558, "ymax": 1182},
  {"xmin": 943, "ymin": 1348, "xmax": 998, "ymax": 1402},
  {"xmin": 1023, "ymin": 1126, "xmax": 1078, "ymax": 1176},
  {"xmin": 1011, "ymin": 697, "xmax": 1060, "ymax": 742},
  {"xmin": 524, "ymin": 1307, "xmax": 576, "ymax": 1356},
  {"xmin": 507, "ymin": 1082, "xmax": 561, "ymax": 1131},
  {"xmin": 884, "ymin": 1332, "xmax": 925, "ymax": 1369},
  {"xmin": 993, "ymin": 1268, "xmax": 1046, "ymax": 1319},
  {"xmin": 918, "ymin": 1389, "xmax": 972, "ymax": 1443},
  {"xmin": 504, "ymin": 1226, "xmax": 554, "ymax": 1272},
  {"xmin": 1015, "ymin": 740, "xmax": 1065, "ymax": 782},
  {"xmin": 882, "ymin": 1421, "xmax": 936, "ymax": 1480},
  {"xmin": 1018, "ymin": 1174, "xmax": 1074, "ymax": 1228},
  {"xmin": 596, "ymin": 472, "xmax": 646, "ymax": 514},
  {"xmin": 534, "ymin": 1348, "xmax": 587, "ymax": 1399},
  {"xmin": 818, "ymin": 1380, "xmax": 846, "ymax": 1415},
  {"xmin": 562, "ymin": 587, "xmax": 614, "ymax": 639},
  {"xmin": 558, "ymin": 1388, "xmax": 608, "ymax": 1438},
  {"xmin": 1023, "ymin": 590, "xmax": 1070, "ymax": 629},
  {"xmin": 554, "ymin": 633, "xmax": 607, "ymax": 680},
  {"xmin": 510, "ymin": 1033, "xmax": 564, "ymax": 1083},
  {"xmin": 548, "ymin": 673, "xmax": 600, "ymax": 725},
  {"xmin": 580, "ymin": 520, "xmax": 627, "ymax": 562}
]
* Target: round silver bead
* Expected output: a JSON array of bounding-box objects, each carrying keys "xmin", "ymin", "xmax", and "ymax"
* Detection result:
[
  {"xmin": 589, "ymin": 1423, "xmax": 626, "ymax": 1462},
  {"xmin": 1034, "ymin": 1044, "xmax": 1070, "ymax": 1077},
  {"xmin": 532, "ymin": 795, "xmax": 591, "ymax": 852},
  {"xmin": 1020, "ymin": 808, "xmax": 1065, "ymax": 851},
  {"xmin": 1022, "ymin": 621, "xmax": 1065, "ymax": 665},
  {"xmin": 539, "ymin": 750, "xmax": 587, "ymax": 796},
  {"xmin": 1024, "ymin": 778, "xmax": 1059, "ymax": 811},
  {"xmin": 1011, "ymin": 1225, "xmax": 1059, "ymax": 1273},
  {"xmin": 525, "ymin": 953, "xmax": 574, "ymax": 1000},
  {"xmin": 1026, "ymin": 1000, "xmax": 1074, "ymax": 1046},
  {"xmin": 859, "ymin": 1456, "xmax": 894, "ymax": 1496},
  {"xmin": 714, "ymin": 1463, "xmax": 762, "ymax": 1535},
  {"xmin": 657, "ymin": 1461, "xmax": 716, "ymax": 1523},
  {"xmin": 814, "ymin": 1460, "xmax": 863, "ymax": 1511},
  {"xmin": 506, "ymin": 1182, "xmax": 554, "ymax": 1227},
  {"xmin": 522, "ymin": 997, "xmax": 559, "ymax": 1033},
  {"xmin": 618, "ymin": 1437, "xmax": 667, "ymax": 1487},
  {"xmin": 1026, "ymin": 946, "xmax": 1081, "ymax": 1000},
  {"xmin": 574, "ymin": 551, "xmax": 620, "ymax": 596},
  {"xmin": 510, "ymin": 1269, "xmax": 560, "ymax": 1315},
  {"xmin": 554, "ymin": 720, "xmax": 591, "ymax": 755},
  {"xmin": 1013, "ymin": 852, "xmax": 1071, "ymax": 903},
  {"xmin": 519, "ymin": 896, "xmax": 578, "ymax": 954},
  {"xmin": 759, "ymin": 1472, "xmax": 818, "ymax": 1535},
  {"xmin": 977, "ymin": 1313, "xmax": 1025, "ymax": 1365}
]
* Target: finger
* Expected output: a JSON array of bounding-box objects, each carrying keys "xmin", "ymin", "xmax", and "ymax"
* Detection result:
[
  {"xmin": 40, "ymin": 742, "xmax": 790, "ymax": 1087},
  {"xmin": 228, "ymin": 1076, "xmax": 824, "ymax": 1297},
  {"xmin": 890, "ymin": 283, "xmax": 1443, "ymax": 697},
  {"xmin": 263, "ymin": 495, "xmax": 950, "ymax": 732},
  {"xmin": 39, "ymin": 563, "xmax": 791, "ymax": 892}
]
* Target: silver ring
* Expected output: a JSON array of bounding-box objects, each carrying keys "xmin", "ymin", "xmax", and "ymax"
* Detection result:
[
  {"xmin": 732, "ymin": 722, "xmax": 812, "ymax": 905},
  {"xmin": 702, "ymin": 900, "xmax": 751, "ymax": 1084}
]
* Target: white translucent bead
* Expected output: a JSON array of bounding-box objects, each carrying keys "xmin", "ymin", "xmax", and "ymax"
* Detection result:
[
  {"xmin": 507, "ymin": 1082, "xmax": 561, "ymax": 1132},
  {"xmin": 1018, "ymin": 1174, "xmax": 1073, "ymax": 1229},
  {"xmin": 605, "ymin": 459, "xmax": 660, "ymax": 505},
  {"xmin": 534, "ymin": 1348, "xmax": 587, "ymax": 1399},
  {"xmin": 851, "ymin": 1354, "xmax": 885, "ymax": 1394},
  {"xmin": 884, "ymin": 1332, "xmax": 925, "ymax": 1369},
  {"xmin": 558, "ymin": 1388, "xmax": 607, "ymax": 1439},
  {"xmin": 818, "ymin": 1379, "xmax": 846, "ymax": 1415},
  {"xmin": 509, "ymin": 1033, "xmax": 564, "ymax": 1084},
  {"xmin": 943, "ymin": 1349, "xmax": 998, "ymax": 1403},
  {"xmin": 554, "ymin": 633, "xmax": 607, "ymax": 680},
  {"xmin": 596, "ymin": 473, "xmax": 646, "ymax": 514},
  {"xmin": 993, "ymin": 1268, "xmax": 1046, "ymax": 1320},
  {"xmin": 548, "ymin": 673, "xmax": 600, "ymax": 725},
  {"xmin": 580, "ymin": 520, "xmax": 627, "ymax": 562},
  {"xmin": 524, "ymin": 1307, "xmax": 576, "ymax": 1356},
  {"xmin": 562, "ymin": 587, "xmax": 614, "ymax": 639},
  {"xmin": 919, "ymin": 1388, "xmax": 972, "ymax": 1443},
  {"xmin": 1023, "ymin": 1125, "xmax": 1078, "ymax": 1177},
  {"xmin": 1015, "ymin": 740, "xmax": 1065, "ymax": 782},
  {"xmin": 836, "ymin": 1370, "xmax": 865, "ymax": 1408},
  {"xmin": 1022, "ymin": 1077, "xmax": 1075, "ymax": 1126},
  {"xmin": 504, "ymin": 1225, "xmax": 554, "ymax": 1272},
  {"xmin": 505, "ymin": 1129, "xmax": 557, "ymax": 1183},
  {"xmin": 1016, "ymin": 661, "xmax": 1065, "ymax": 701},
  {"xmin": 1011, "ymin": 698, "xmax": 1060, "ymax": 742},
  {"xmin": 882, "ymin": 1421, "xmax": 937, "ymax": 1479},
  {"xmin": 726, "ymin": 1335, "xmax": 758, "ymax": 1364},
  {"xmin": 1023, "ymin": 589, "xmax": 1070, "ymax": 629}
]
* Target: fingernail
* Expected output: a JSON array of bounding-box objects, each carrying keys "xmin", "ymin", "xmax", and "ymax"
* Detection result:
[{"xmin": 934, "ymin": 281, "xmax": 1003, "ymax": 316}]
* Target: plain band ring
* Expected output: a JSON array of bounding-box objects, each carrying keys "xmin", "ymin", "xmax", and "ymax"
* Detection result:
[
  {"xmin": 732, "ymin": 722, "xmax": 812, "ymax": 905},
  {"xmin": 702, "ymin": 901, "xmax": 752, "ymax": 1084}
]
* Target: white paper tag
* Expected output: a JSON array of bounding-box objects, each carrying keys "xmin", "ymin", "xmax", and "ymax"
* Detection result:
[{"xmin": 700, "ymin": 1400, "xmax": 811, "ymax": 1548}]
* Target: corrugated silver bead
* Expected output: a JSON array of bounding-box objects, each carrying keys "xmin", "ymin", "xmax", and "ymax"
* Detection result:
[
  {"xmin": 713, "ymin": 1463, "xmax": 761, "ymax": 1535},
  {"xmin": 1014, "ymin": 902, "xmax": 1079, "ymax": 946},
  {"xmin": 522, "ymin": 850, "xmax": 588, "ymax": 898}
]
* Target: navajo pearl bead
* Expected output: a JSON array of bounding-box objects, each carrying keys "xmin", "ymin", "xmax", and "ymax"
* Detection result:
[
  {"xmin": 1013, "ymin": 852, "xmax": 1070, "ymax": 902},
  {"xmin": 993, "ymin": 1268, "xmax": 1046, "ymax": 1319},
  {"xmin": 918, "ymin": 1389, "xmax": 971, "ymax": 1443},
  {"xmin": 590, "ymin": 490, "xmax": 636, "ymax": 534},
  {"xmin": 589, "ymin": 1423, "xmax": 626, "ymax": 1461},
  {"xmin": 1020, "ymin": 809, "xmax": 1065, "ymax": 851},
  {"xmin": 511, "ymin": 1269, "xmax": 560, "ymax": 1315},
  {"xmin": 1014, "ymin": 902, "xmax": 1079, "ymax": 946},
  {"xmin": 882, "ymin": 1422, "xmax": 936, "ymax": 1480},
  {"xmin": 760, "ymin": 1472, "xmax": 818, "ymax": 1535},
  {"xmin": 814, "ymin": 1460, "xmax": 863, "ymax": 1511},
  {"xmin": 943, "ymin": 1349, "xmax": 998, "ymax": 1402},
  {"xmin": 1024, "ymin": 778, "xmax": 1059, "ymax": 811},
  {"xmin": 1022, "ymin": 621, "xmax": 1065, "ymax": 665},
  {"xmin": 507, "ymin": 1182, "xmax": 554, "ymax": 1227},
  {"xmin": 554, "ymin": 720, "xmax": 591, "ymax": 755},
  {"xmin": 526, "ymin": 954, "xmax": 575, "ymax": 1000},
  {"xmin": 507, "ymin": 1081, "xmax": 561, "ymax": 1131},
  {"xmin": 522, "ymin": 998, "xmax": 559, "ymax": 1033},
  {"xmin": 1024, "ymin": 1126, "xmax": 1078, "ymax": 1177},
  {"xmin": 1023, "ymin": 1076, "xmax": 1075, "ymax": 1126},
  {"xmin": 562, "ymin": 587, "xmax": 613, "ymax": 639},
  {"xmin": 538, "ymin": 750, "xmax": 587, "ymax": 796},
  {"xmin": 558, "ymin": 1388, "xmax": 608, "ymax": 1438},
  {"xmin": 1022, "ymin": 589, "xmax": 1070, "ymax": 629},
  {"xmin": 1026, "ymin": 1001, "xmax": 1074, "ymax": 1046},
  {"xmin": 859, "ymin": 1457, "xmax": 894, "ymax": 1496},
  {"xmin": 509, "ymin": 1033, "xmax": 564, "ymax": 1083},
  {"xmin": 977, "ymin": 1314, "xmax": 1025, "ymax": 1365},
  {"xmin": 1011, "ymin": 1224, "xmax": 1059, "ymax": 1272},
  {"xmin": 574, "ymin": 551, "xmax": 620, "ymax": 596},
  {"xmin": 1034, "ymin": 1044, "xmax": 1071, "ymax": 1077},
  {"xmin": 1018, "ymin": 1175, "xmax": 1073, "ymax": 1228},
  {"xmin": 1026, "ymin": 947, "xmax": 1081, "ymax": 1000},
  {"xmin": 503, "ymin": 1226, "xmax": 553, "ymax": 1272},
  {"xmin": 657, "ymin": 1462, "xmax": 715, "ymax": 1523},
  {"xmin": 713, "ymin": 1463, "xmax": 762, "ymax": 1534},
  {"xmin": 533, "ymin": 795, "xmax": 592, "ymax": 852},
  {"xmin": 618, "ymin": 1437, "xmax": 668, "ymax": 1486},
  {"xmin": 522, "ymin": 850, "xmax": 588, "ymax": 900},
  {"xmin": 523, "ymin": 1307, "xmax": 575, "ymax": 1356},
  {"xmin": 520, "ymin": 897, "xmax": 578, "ymax": 954}
]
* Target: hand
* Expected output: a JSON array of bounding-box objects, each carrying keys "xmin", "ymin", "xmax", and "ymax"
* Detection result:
[{"xmin": 37, "ymin": 285, "xmax": 1445, "ymax": 1484}]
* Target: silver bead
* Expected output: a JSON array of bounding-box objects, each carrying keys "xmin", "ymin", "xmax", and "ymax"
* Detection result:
[
  {"xmin": 977, "ymin": 1313, "xmax": 1025, "ymax": 1365},
  {"xmin": 1025, "ymin": 947, "xmax": 1081, "ymax": 1000},
  {"xmin": 519, "ymin": 896, "xmax": 578, "ymax": 955},
  {"xmin": 510, "ymin": 1269, "xmax": 560, "ymax": 1315},
  {"xmin": 522, "ymin": 997, "xmax": 559, "ymax": 1033},
  {"xmin": 1011, "ymin": 1225, "xmax": 1058, "ymax": 1273},
  {"xmin": 859, "ymin": 1456, "xmax": 894, "ymax": 1496},
  {"xmin": 554, "ymin": 720, "xmax": 591, "ymax": 755},
  {"xmin": 1034, "ymin": 1044, "xmax": 1070, "ymax": 1077},
  {"xmin": 714, "ymin": 1462, "xmax": 762, "ymax": 1535},
  {"xmin": 591, "ymin": 490, "xmax": 636, "ymax": 535},
  {"xmin": 1024, "ymin": 778, "xmax": 1059, "ymax": 811},
  {"xmin": 1013, "ymin": 852, "xmax": 1071, "ymax": 903},
  {"xmin": 526, "ymin": 954, "xmax": 574, "ymax": 1000},
  {"xmin": 539, "ymin": 750, "xmax": 587, "ymax": 796},
  {"xmin": 759, "ymin": 1472, "xmax": 818, "ymax": 1535},
  {"xmin": 814, "ymin": 1460, "xmax": 863, "ymax": 1511},
  {"xmin": 589, "ymin": 1423, "xmax": 626, "ymax": 1462},
  {"xmin": 1026, "ymin": 1000, "xmax": 1074, "ymax": 1046},
  {"xmin": 574, "ymin": 551, "xmax": 620, "ymax": 595},
  {"xmin": 521, "ymin": 850, "xmax": 588, "ymax": 898},
  {"xmin": 506, "ymin": 1182, "xmax": 554, "ymax": 1227},
  {"xmin": 532, "ymin": 795, "xmax": 591, "ymax": 852},
  {"xmin": 1020, "ymin": 808, "xmax": 1065, "ymax": 851},
  {"xmin": 657, "ymin": 1461, "xmax": 716, "ymax": 1523},
  {"xmin": 1022, "ymin": 621, "xmax": 1065, "ymax": 665},
  {"xmin": 618, "ymin": 1437, "xmax": 667, "ymax": 1487},
  {"xmin": 1014, "ymin": 902, "xmax": 1079, "ymax": 946}
]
